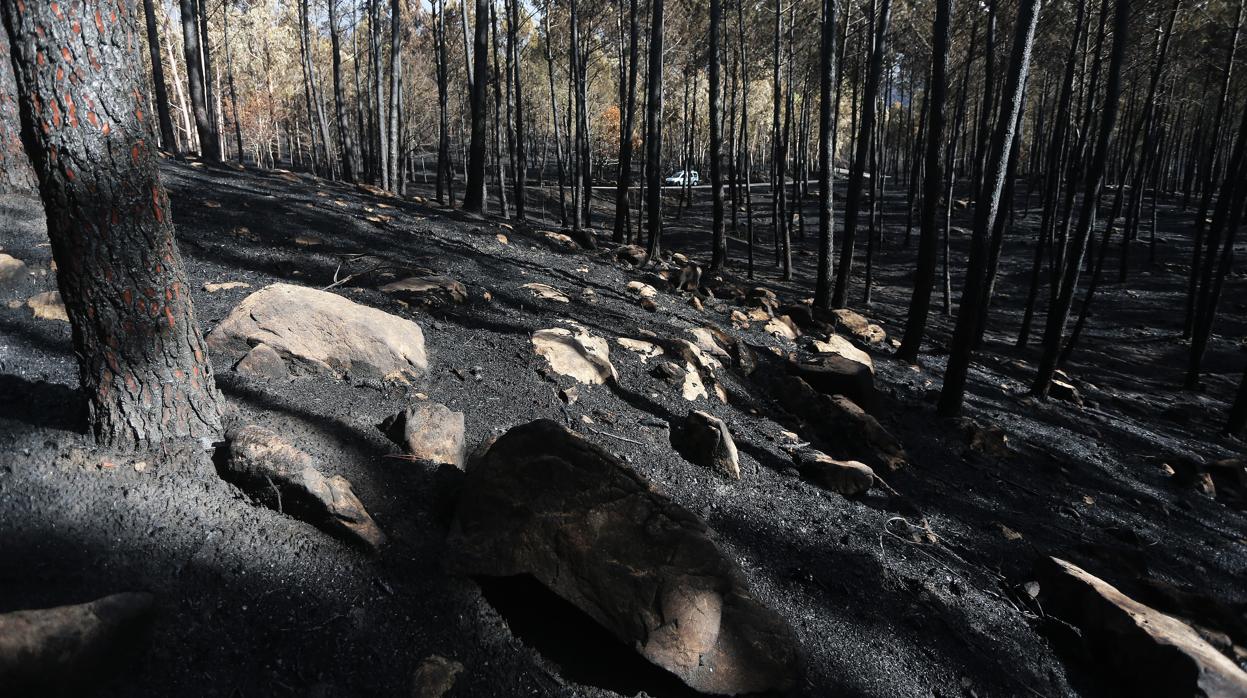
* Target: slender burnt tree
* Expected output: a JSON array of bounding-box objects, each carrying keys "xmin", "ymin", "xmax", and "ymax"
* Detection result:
[
  {"xmin": 832, "ymin": 0, "xmax": 892, "ymax": 308},
  {"xmin": 613, "ymin": 0, "xmax": 640, "ymax": 243},
  {"xmin": 330, "ymin": 0, "xmax": 358, "ymax": 182},
  {"xmin": 0, "ymin": 24, "xmax": 36, "ymax": 192},
  {"xmin": 643, "ymin": 0, "xmax": 665, "ymax": 260},
  {"xmin": 939, "ymin": 0, "xmax": 1042, "ymax": 416},
  {"xmin": 709, "ymin": 0, "xmax": 726, "ymax": 270},
  {"xmin": 142, "ymin": 0, "xmax": 178, "ymax": 154},
  {"xmin": 1032, "ymin": 0, "xmax": 1130, "ymax": 397},
  {"xmin": 1, "ymin": 0, "xmax": 225, "ymax": 447},
  {"xmin": 508, "ymin": 0, "xmax": 527, "ymax": 220},
  {"xmin": 896, "ymin": 0, "xmax": 951, "ymax": 363},
  {"xmin": 814, "ymin": 0, "xmax": 837, "ymax": 308},
  {"xmin": 463, "ymin": 0, "xmax": 491, "ymax": 213},
  {"xmin": 179, "ymin": 0, "xmax": 219, "ymax": 162}
]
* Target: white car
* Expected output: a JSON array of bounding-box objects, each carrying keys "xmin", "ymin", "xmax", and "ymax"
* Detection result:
[{"xmin": 665, "ymin": 170, "xmax": 700, "ymax": 186}]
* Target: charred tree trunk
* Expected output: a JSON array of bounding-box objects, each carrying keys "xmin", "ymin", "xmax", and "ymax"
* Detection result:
[
  {"xmin": 508, "ymin": 0, "xmax": 527, "ymax": 220},
  {"xmin": 643, "ymin": 0, "xmax": 665, "ymax": 260},
  {"xmin": 709, "ymin": 0, "xmax": 726, "ymax": 270},
  {"xmin": 831, "ymin": 0, "xmax": 892, "ymax": 307},
  {"xmin": 939, "ymin": 0, "xmax": 1041, "ymax": 416},
  {"xmin": 1032, "ymin": 0, "xmax": 1129, "ymax": 397},
  {"xmin": 434, "ymin": 0, "xmax": 452, "ymax": 202},
  {"xmin": 896, "ymin": 0, "xmax": 951, "ymax": 363},
  {"xmin": 613, "ymin": 0, "xmax": 640, "ymax": 242},
  {"xmin": 0, "ymin": 23, "xmax": 36, "ymax": 191},
  {"xmin": 179, "ymin": 0, "xmax": 219, "ymax": 162},
  {"xmin": 387, "ymin": 0, "xmax": 403, "ymax": 191},
  {"xmin": 1, "ymin": 0, "xmax": 224, "ymax": 447},
  {"xmin": 142, "ymin": 0, "xmax": 178, "ymax": 154},
  {"xmin": 463, "ymin": 0, "xmax": 490, "ymax": 212},
  {"xmin": 814, "ymin": 0, "xmax": 838, "ymax": 308},
  {"xmin": 331, "ymin": 0, "xmax": 359, "ymax": 182}
]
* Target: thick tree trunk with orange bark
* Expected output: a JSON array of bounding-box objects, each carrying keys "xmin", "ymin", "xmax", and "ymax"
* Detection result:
[{"xmin": 1, "ymin": 0, "xmax": 224, "ymax": 448}]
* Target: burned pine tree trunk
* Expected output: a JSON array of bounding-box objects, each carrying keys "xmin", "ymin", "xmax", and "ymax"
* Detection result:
[
  {"xmin": 463, "ymin": 0, "xmax": 491, "ymax": 212},
  {"xmin": 1, "ymin": 0, "xmax": 225, "ymax": 447},
  {"xmin": 179, "ymin": 0, "xmax": 219, "ymax": 162},
  {"xmin": 831, "ymin": 0, "xmax": 892, "ymax": 308},
  {"xmin": 507, "ymin": 0, "xmax": 527, "ymax": 220},
  {"xmin": 613, "ymin": 0, "xmax": 640, "ymax": 243},
  {"xmin": 387, "ymin": 0, "xmax": 403, "ymax": 191},
  {"xmin": 330, "ymin": 0, "xmax": 358, "ymax": 182},
  {"xmin": 1032, "ymin": 0, "xmax": 1130, "ymax": 398},
  {"xmin": 813, "ymin": 0, "xmax": 838, "ymax": 308},
  {"xmin": 710, "ymin": 0, "xmax": 726, "ymax": 270},
  {"xmin": 896, "ymin": 0, "xmax": 951, "ymax": 364},
  {"xmin": 142, "ymin": 0, "xmax": 178, "ymax": 154},
  {"xmin": 434, "ymin": 0, "xmax": 453, "ymax": 203},
  {"xmin": 938, "ymin": 0, "xmax": 1041, "ymax": 416},
  {"xmin": 643, "ymin": 0, "xmax": 665, "ymax": 260}
]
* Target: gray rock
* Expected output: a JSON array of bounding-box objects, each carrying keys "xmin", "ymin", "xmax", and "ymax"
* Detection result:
[
  {"xmin": 447, "ymin": 420, "xmax": 799, "ymax": 695},
  {"xmin": 220, "ymin": 425, "xmax": 386, "ymax": 551},
  {"xmin": 378, "ymin": 402, "xmax": 466, "ymax": 469}
]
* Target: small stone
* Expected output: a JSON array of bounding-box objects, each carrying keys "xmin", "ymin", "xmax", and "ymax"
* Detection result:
[
  {"xmin": 378, "ymin": 403, "xmax": 467, "ymax": 469},
  {"xmin": 233, "ymin": 342, "xmax": 290, "ymax": 380},
  {"xmin": 796, "ymin": 451, "xmax": 874, "ymax": 496},
  {"xmin": 202, "ymin": 280, "xmax": 250, "ymax": 293},
  {"xmin": 0, "ymin": 253, "xmax": 26, "ymax": 287},
  {"xmin": 671, "ymin": 410, "xmax": 741, "ymax": 479},
  {"xmin": 27, "ymin": 291, "xmax": 68, "ymax": 322},
  {"xmin": 522, "ymin": 282, "xmax": 570, "ymax": 303},
  {"xmin": 412, "ymin": 655, "xmax": 464, "ymax": 698},
  {"xmin": 640, "ymin": 298, "xmax": 658, "ymax": 312},
  {"xmin": 532, "ymin": 326, "xmax": 617, "ymax": 385}
]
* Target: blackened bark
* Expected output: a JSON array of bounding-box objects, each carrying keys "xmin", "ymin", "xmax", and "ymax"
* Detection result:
[
  {"xmin": 896, "ymin": 0, "xmax": 951, "ymax": 363},
  {"xmin": 643, "ymin": 0, "xmax": 665, "ymax": 260},
  {"xmin": 613, "ymin": 0, "xmax": 640, "ymax": 243},
  {"xmin": 179, "ymin": 0, "xmax": 219, "ymax": 162},
  {"xmin": 0, "ymin": 24, "xmax": 35, "ymax": 191},
  {"xmin": 142, "ymin": 0, "xmax": 178, "ymax": 154},
  {"xmin": 1, "ymin": 0, "xmax": 224, "ymax": 447},
  {"xmin": 1032, "ymin": 0, "xmax": 1129, "ymax": 397},
  {"xmin": 938, "ymin": 0, "xmax": 1041, "ymax": 416},
  {"xmin": 463, "ymin": 0, "xmax": 490, "ymax": 212},
  {"xmin": 387, "ymin": 0, "xmax": 402, "ymax": 191},
  {"xmin": 813, "ymin": 0, "xmax": 838, "ymax": 307},
  {"xmin": 507, "ymin": 0, "xmax": 526, "ymax": 220},
  {"xmin": 709, "ymin": 0, "xmax": 725, "ymax": 269},
  {"xmin": 831, "ymin": 0, "xmax": 892, "ymax": 307},
  {"xmin": 330, "ymin": 0, "xmax": 358, "ymax": 182},
  {"xmin": 434, "ymin": 0, "xmax": 452, "ymax": 202}
]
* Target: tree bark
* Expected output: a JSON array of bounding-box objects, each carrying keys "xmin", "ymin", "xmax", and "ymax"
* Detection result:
[
  {"xmin": 1032, "ymin": 0, "xmax": 1129, "ymax": 397},
  {"xmin": 330, "ymin": 0, "xmax": 358, "ymax": 182},
  {"xmin": 507, "ymin": 0, "xmax": 527, "ymax": 220},
  {"xmin": 643, "ymin": 0, "xmax": 665, "ymax": 260},
  {"xmin": 142, "ymin": 0, "xmax": 178, "ymax": 154},
  {"xmin": 613, "ymin": 0, "xmax": 640, "ymax": 243},
  {"xmin": 896, "ymin": 0, "xmax": 951, "ymax": 363},
  {"xmin": 813, "ymin": 0, "xmax": 838, "ymax": 308},
  {"xmin": 831, "ymin": 0, "xmax": 892, "ymax": 307},
  {"xmin": 179, "ymin": 0, "xmax": 219, "ymax": 162},
  {"xmin": 939, "ymin": 0, "xmax": 1041, "ymax": 416},
  {"xmin": 462, "ymin": 0, "xmax": 490, "ymax": 212},
  {"xmin": 1, "ymin": 0, "xmax": 225, "ymax": 447}
]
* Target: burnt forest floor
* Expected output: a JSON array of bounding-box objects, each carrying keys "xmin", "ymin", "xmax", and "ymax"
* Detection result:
[{"xmin": 1, "ymin": 159, "xmax": 1245, "ymax": 697}]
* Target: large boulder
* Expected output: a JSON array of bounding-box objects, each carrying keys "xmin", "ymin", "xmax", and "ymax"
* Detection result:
[
  {"xmin": 671, "ymin": 410, "xmax": 741, "ymax": 479},
  {"xmin": 0, "ymin": 592, "xmax": 155, "ymax": 693},
  {"xmin": 448, "ymin": 420, "xmax": 799, "ymax": 694},
  {"xmin": 219, "ymin": 425, "xmax": 386, "ymax": 551},
  {"xmin": 829, "ymin": 308, "xmax": 886, "ymax": 345},
  {"xmin": 378, "ymin": 402, "xmax": 466, "ymax": 469},
  {"xmin": 810, "ymin": 334, "xmax": 873, "ymax": 373},
  {"xmin": 207, "ymin": 283, "xmax": 428, "ymax": 382},
  {"xmin": 1038, "ymin": 557, "xmax": 1247, "ymax": 696}
]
